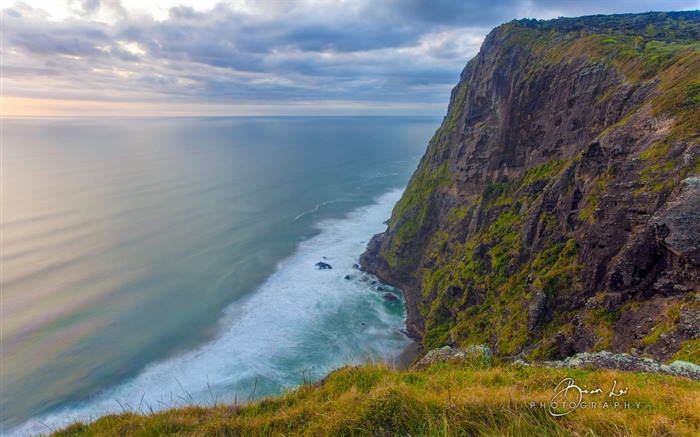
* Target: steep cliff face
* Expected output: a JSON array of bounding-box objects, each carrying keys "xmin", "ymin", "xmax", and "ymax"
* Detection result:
[{"xmin": 361, "ymin": 12, "xmax": 700, "ymax": 363}]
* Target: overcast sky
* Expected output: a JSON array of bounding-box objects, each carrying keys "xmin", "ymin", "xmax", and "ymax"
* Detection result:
[{"xmin": 2, "ymin": 0, "xmax": 697, "ymax": 116}]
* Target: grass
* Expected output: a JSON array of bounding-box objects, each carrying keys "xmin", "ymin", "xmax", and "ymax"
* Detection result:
[
  {"xmin": 674, "ymin": 338, "xmax": 700, "ymax": 366},
  {"xmin": 51, "ymin": 359, "xmax": 700, "ymax": 436}
]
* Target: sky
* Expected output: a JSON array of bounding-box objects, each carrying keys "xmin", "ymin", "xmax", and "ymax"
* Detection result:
[{"xmin": 1, "ymin": 0, "xmax": 697, "ymax": 116}]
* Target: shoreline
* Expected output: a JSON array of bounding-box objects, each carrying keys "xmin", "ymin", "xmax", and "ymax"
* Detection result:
[{"xmin": 393, "ymin": 339, "xmax": 423, "ymax": 369}]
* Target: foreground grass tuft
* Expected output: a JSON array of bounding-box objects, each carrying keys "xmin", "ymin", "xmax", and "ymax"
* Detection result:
[{"xmin": 52, "ymin": 360, "xmax": 700, "ymax": 436}]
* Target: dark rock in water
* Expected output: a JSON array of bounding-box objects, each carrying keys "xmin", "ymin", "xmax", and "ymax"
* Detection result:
[
  {"xmin": 322, "ymin": 256, "xmax": 327, "ymax": 260},
  {"xmin": 344, "ymin": 275, "xmax": 351, "ymax": 280},
  {"xmin": 371, "ymin": 280, "xmax": 377, "ymax": 285},
  {"xmin": 377, "ymin": 286, "xmax": 384, "ymax": 291},
  {"xmin": 383, "ymin": 293, "xmax": 399, "ymax": 302},
  {"xmin": 352, "ymin": 264, "xmax": 360, "ymax": 269},
  {"xmin": 361, "ymin": 322, "xmax": 367, "ymax": 327},
  {"xmin": 315, "ymin": 261, "xmax": 332, "ymax": 270}
]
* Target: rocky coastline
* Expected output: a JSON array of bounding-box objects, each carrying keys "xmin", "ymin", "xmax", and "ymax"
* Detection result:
[{"xmin": 361, "ymin": 11, "xmax": 700, "ymax": 364}]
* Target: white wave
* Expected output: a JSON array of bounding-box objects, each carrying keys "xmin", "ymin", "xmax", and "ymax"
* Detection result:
[
  {"xmin": 9, "ymin": 189, "xmax": 409, "ymax": 437},
  {"xmin": 292, "ymin": 199, "xmax": 347, "ymax": 221}
]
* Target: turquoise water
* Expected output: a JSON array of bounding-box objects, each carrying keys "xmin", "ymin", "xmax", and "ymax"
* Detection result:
[{"xmin": 1, "ymin": 116, "xmax": 438, "ymax": 434}]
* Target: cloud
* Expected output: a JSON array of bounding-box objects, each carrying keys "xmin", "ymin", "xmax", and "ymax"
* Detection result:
[
  {"xmin": 2, "ymin": 1, "xmax": 474, "ymax": 110},
  {"xmin": 68, "ymin": 0, "xmax": 128, "ymax": 20},
  {"xmin": 394, "ymin": 0, "xmax": 520, "ymax": 26},
  {"xmin": 2, "ymin": 0, "xmax": 697, "ymax": 115}
]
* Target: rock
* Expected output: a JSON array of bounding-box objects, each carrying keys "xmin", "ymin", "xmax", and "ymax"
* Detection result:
[
  {"xmin": 344, "ymin": 275, "xmax": 351, "ymax": 280},
  {"xmin": 383, "ymin": 293, "xmax": 399, "ymax": 302},
  {"xmin": 541, "ymin": 351, "xmax": 700, "ymax": 381},
  {"xmin": 654, "ymin": 177, "xmax": 700, "ymax": 266},
  {"xmin": 359, "ymin": 233, "xmax": 384, "ymax": 272},
  {"xmin": 668, "ymin": 360, "xmax": 700, "ymax": 376},
  {"xmin": 315, "ymin": 262, "xmax": 332, "ymax": 270},
  {"xmin": 352, "ymin": 264, "xmax": 360, "ymax": 269},
  {"xmin": 377, "ymin": 286, "xmax": 384, "ymax": 291},
  {"xmin": 678, "ymin": 307, "xmax": 700, "ymax": 338},
  {"xmin": 371, "ymin": 281, "xmax": 377, "ymax": 285},
  {"xmin": 412, "ymin": 345, "xmax": 493, "ymax": 370},
  {"xmin": 527, "ymin": 288, "xmax": 547, "ymax": 330}
]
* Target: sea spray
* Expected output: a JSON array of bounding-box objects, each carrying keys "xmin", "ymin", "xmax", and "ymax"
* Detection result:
[{"xmin": 10, "ymin": 190, "xmax": 412, "ymax": 436}]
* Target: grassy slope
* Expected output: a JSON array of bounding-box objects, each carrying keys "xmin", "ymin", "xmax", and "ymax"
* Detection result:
[{"xmin": 54, "ymin": 360, "xmax": 700, "ymax": 436}]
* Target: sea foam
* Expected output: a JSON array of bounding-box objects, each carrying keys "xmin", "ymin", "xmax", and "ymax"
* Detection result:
[{"xmin": 10, "ymin": 189, "xmax": 410, "ymax": 436}]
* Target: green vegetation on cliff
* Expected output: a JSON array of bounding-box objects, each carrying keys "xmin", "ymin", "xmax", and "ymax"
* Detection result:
[{"xmin": 418, "ymin": 158, "xmax": 582, "ymax": 356}]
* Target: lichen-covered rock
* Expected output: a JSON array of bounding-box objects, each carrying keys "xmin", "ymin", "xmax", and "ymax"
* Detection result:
[
  {"xmin": 412, "ymin": 345, "xmax": 493, "ymax": 370},
  {"xmin": 541, "ymin": 351, "xmax": 700, "ymax": 381},
  {"xmin": 669, "ymin": 360, "xmax": 700, "ymax": 378}
]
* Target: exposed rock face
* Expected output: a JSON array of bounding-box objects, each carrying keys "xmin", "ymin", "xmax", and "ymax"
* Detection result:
[
  {"xmin": 361, "ymin": 12, "xmax": 700, "ymax": 363},
  {"xmin": 654, "ymin": 177, "xmax": 700, "ymax": 266}
]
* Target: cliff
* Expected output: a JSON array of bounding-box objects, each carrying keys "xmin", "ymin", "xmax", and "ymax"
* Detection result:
[{"xmin": 361, "ymin": 11, "xmax": 700, "ymax": 362}]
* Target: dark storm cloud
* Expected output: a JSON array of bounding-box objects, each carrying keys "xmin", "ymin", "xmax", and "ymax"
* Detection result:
[
  {"xmin": 393, "ymin": 0, "xmax": 519, "ymax": 26},
  {"xmin": 10, "ymin": 23, "xmax": 110, "ymax": 56},
  {"xmin": 2, "ymin": 0, "xmax": 697, "ymax": 112}
]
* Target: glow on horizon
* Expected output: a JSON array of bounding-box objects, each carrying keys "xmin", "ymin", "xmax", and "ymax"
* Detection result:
[
  {"xmin": 4, "ymin": 0, "xmax": 696, "ymax": 117},
  {"xmin": 1, "ymin": 0, "xmax": 454, "ymax": 117},
  {"xmin": 2, "ymin": 96, "xmax": 445, "ymax": 117}
]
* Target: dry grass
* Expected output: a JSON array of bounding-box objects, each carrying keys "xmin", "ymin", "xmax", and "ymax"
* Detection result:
[{"xmin": 51, "ymin": 359, "xmax": 700, "ymax": 436}]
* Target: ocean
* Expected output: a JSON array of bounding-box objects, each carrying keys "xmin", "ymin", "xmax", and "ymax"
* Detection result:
[{"xmin": 0, "ymin": 116, "xmax": 439, "ymax": 435}]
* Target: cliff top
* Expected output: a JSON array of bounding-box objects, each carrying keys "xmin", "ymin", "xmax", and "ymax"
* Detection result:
[{"xmin": 508, "ymin": 11, "xmax": 699, "ymax": 44}]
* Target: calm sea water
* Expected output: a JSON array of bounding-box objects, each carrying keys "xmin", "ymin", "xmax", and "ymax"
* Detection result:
[{"xmin": 1, "ymin": 116, "xmax": 438, "ymax": 435}]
